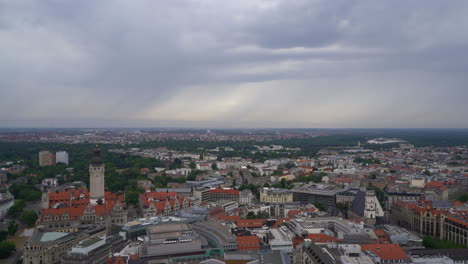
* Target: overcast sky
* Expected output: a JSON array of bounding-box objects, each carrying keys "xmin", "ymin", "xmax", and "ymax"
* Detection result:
[{"xmin": 1, "ymin": 0, "xmax": 467, "ymax": 128}]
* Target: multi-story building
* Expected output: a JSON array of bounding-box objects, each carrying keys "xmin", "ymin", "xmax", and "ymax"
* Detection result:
[
  {"xmin": 0, "ymin": 193, "xmax": 14, "ymax": 219},
  {"xmin": 443, "ymin": 215, "xmax": 468, "ymax": 246},
  {"xmin": 385, "ymin": 185, "xmax": 422, "ymax": 210},
  {"xmin": 40, "ymin": 192, "xmax": 127, "ymax": 232},
  {"xmin": 41, "ymin": 178, "xmax": 59, "ymax": 190},
  {"xmin": 361, "ymin": 244, "xmax": 411, "ymax": 264},
  {"xmin": 61, "ymin": 235, "xmax": 126, "ymax": 264},
  {"xmin": 390, "ymin": 200, "xmax": 468, "ymax": 246},
  {"xmin": 142, "ymin": 223, "xmax": 206, "ymax": 260},
  {"xmin": 42, "ymin": 188, "xmax": 90, "ymax": 209},
  {"xmin": 55, "ymin": 151, "xmax": 69, "ymax": 165},
  {"xmin": 39, "ymin": 150, "xmax": 128, "ymax": 231},
  {"xmin": 287, "ymin": 217, "xmax": 342, "ymax": 236},
  {"xmin": 291, "ymin": 184, "xmax": 345, "ymax": 208},
  {"xmin": 89, "ymin": 149, "xmax": 105, "ymax": 200},
  {"xmin": 139, "ymin": 191, "xmax": 190, "ymax": 218},
  {"xmin": 236, "ymin": 236, "xmax": 260, "ymax": 251},
  {"xmin": 23, "ymin": 227, "xmax": 105, "ymax": 264},
  {"xmin": 300, "ymin": 240, "xmax": 338, "ymax": 264},
  {"xmin": 193, "ymin": 187, "xmax": 211, "ymax": 203},
  {"xmin": 39, "ymin": 151, "xmax": 55, "ymax": 166},
  {"xmin": 260, "ymin": 188, "xmax": 293, "ymax": 204},
  {"xmin": 336, "ymin": 189, "xmax": 357, "ymax": 204},
  {"xmin": 0, "ymin": 171, "xmax": 8, "ymax": 184},
  {"xmin": 334, "ymin": 220, "xmax": 368, "ymax": 239},
  {"xmin": 209, "ymin": 188, "xmax": 240, "ymax": 202},
  {"xmin": 191, "ymin": 221, "xmax": 237, "ymax": 251},
  {"xmin": 349, "ymin": 189, "xmax": 384, "ymax": 226},
  {"xmin": 239, "ymin": 189, "xmax": 254, "ymax": 205}
]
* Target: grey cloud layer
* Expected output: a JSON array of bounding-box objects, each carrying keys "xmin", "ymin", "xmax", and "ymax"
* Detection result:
[{"xmin": 1, "ymin": 0, "xmax": 467, "ymax": 128}]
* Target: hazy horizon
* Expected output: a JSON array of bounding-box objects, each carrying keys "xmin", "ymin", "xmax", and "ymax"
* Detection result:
[{"xmin": 1, "ymin": 1, "xmax": 468, "ymax": 128}]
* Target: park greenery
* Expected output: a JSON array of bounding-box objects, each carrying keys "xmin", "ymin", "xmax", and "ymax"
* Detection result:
[
  {"xmin": 21, "ymin": 210, "xmax": 39, "ymax": 227},
  {"xmin": 1, "ymin": 128, "xmax": 467, "ymax": 196},
  {"xmin": 8, "ymin": 184, "xmax": 41, "ymax": 201},
  {"xmin": 0, "ymin": 240, "xmax": 15, "ymax": 259},
  {"xmin": 353, "ymin": 157, "xmax": 381, "ymax": 165},
  {"xmin": 245, "ymin": 211, "xmax": 270, "ymax": 219},
  {"xmin": 423, "ymin": 236, "xmax": 467, "ymax": 249},
  {"xmin": 7, "ymin": 200, "xmax": 26, "ymax": 218},
  {"xmin": 457, "ymin": 193, "xmax": 468, "ymax": 203}
]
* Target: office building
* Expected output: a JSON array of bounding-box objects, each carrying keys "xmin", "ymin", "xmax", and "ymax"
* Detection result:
[
  {"xmin": 55, "ymin": 151, "xmax": 69, "ymax": 165},
  {"xmin": 39, "ymin": 151, "xmax": 55, "ymax": 166}
]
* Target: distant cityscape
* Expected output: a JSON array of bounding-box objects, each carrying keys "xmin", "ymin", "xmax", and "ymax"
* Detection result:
[
  {"xmin": 0, "ymin": 128, "xmax": 388, "ymax": 144},
  {"xmin": 0, "ymin": 129, "xmax": 466, "ymax": 263},
  {"xmin": 3, "ymin": 0, "xmax": 468, "ymax": 263}
]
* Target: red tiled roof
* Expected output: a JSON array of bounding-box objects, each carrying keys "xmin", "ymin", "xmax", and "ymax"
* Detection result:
[
  {"xmin": 217, "ymin": 214, "xmax": 241, "ymax": 221},
  {"xmin": 361, "ymin": 244, "xmax": 410, "ymax": 260},
  {"xmin": 292, "ymin": 237, "xmax": 305, "ymax": 249},
  {"xmin": 287, "ymin": 210, "xmax": 302, "ymax": 218},
  {"xmin": 447, "ymin": 216, "xmax": 468, "ymax": 227},
  {"xmin": 42, "ymin": 191, "xmax": 126, "ymax": 221},
  {"xmin": 48, "ymin": 188, "xmax": 90, "ymax": 207},
  {"xmin": 373, "ymin": 229, "xmax": 390, "ymax": 243},
  {"xmin": 305, "ymin": 234, "xmax": 337, "ymax": 243},
  {"xmin": 332, "ymin": 177, "xmax": 353, "ymax": 183},
  {"xmin": 140, "ymin": 191, "xmax": 180, "ymax": 206},
  {"xmin": 236, "ymin": 219, "xmax": 266, "ymax": 228},
  {"xmin": 237, "ymin": 235, "xmax": 260, "ymax": 243},
  {"xmin": 271, "ymin": 218, "xmax": 291, "ymax": 228},
  {"xmin": 108, "ymin": 256, "xmax": 126, "ymax": 264},
  {"xmin": 237, "ymin": 235, "xmax": 260, "ymax": 251},
  {"xmin": 41, "ymin": 206, "xmax": 86, "ymax": 221}
]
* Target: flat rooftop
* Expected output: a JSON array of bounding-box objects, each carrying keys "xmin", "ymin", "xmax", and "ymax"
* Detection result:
[{"xmin": 40, "ymin": 232, "xmax": 69, "ymax": 242}]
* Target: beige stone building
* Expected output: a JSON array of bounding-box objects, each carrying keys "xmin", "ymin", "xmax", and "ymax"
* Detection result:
[
  {"xmin": 23, "ymin": 227, "xmax": 105, "ymax": 264},
  {"xmin": 39, "ymin": 151, "xmax": 55, "ymax": 167},
  {"xmin": 260, "ymin": 188, "xmax": 293, "ymax": 203},
  {"xmin": 89, "ymin": 149, "xmax": 105, "ymax": 200},
  {"xmin": 390, "ymin": 200, "xmax": 468, "ymax": 246}
]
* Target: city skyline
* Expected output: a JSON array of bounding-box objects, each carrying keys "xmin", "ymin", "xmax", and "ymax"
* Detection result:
[{"xmin": 1, "ymin": 1, "xmax": 468, "ymax": 128}]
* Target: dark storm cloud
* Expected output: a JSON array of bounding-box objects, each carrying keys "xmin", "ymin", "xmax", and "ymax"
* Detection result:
[{"xmin": 0, "ymin": 0, "xmax": 467, "ymax": 128}]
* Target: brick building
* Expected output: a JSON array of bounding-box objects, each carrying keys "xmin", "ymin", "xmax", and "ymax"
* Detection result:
[{"xmin": 209, "ymin": 188, "xmax": 240, "ymax": 202}]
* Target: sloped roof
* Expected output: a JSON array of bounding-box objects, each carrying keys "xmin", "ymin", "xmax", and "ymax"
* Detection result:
[{"xmin": 361, "ymin": 244, "xmax": 410, "ymax": 260}]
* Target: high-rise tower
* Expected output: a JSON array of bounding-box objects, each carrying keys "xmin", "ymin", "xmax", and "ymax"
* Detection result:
[{"xmin": 89, "ymin": 149, "xmax": 105, "ymax": 200}]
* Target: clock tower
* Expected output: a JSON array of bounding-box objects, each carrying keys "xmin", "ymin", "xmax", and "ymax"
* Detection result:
[{"xmin": 89, "ymin": 148, "xmax": 105, "ymax": 200}]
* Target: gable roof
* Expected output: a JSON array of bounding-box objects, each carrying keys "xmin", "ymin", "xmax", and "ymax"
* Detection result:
[{"xmin": 361, "ymin": 244, "xmax": 410, "ymax": 260}]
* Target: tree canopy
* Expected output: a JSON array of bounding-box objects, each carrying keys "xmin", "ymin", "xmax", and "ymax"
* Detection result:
[{"xmin": 21, "ymin": 210, "xmax": 38, "ymax": 227}]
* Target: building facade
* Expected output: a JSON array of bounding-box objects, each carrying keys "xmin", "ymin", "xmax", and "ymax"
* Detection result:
[
  {"xmin": 89, "ymin": 149, "xmax": 105, "ymax": 200},
  {"xmin": 23, "ymin": 227, "xmax": 105, "ymax": 264},
  {"xmin": 40, "ymin": 192, "xmax": 127, "ymax": 232},
  {"xmin": 55, "ymin": 151, "xmax": 69, "ymax": 165},
  {"xmin": 39, "ymin": 151, "xmax": 55, "ymax": 166},
  {"xmin": 260, "ymin": 188, "xmax": 293, "ymax": 204},
  {"xmin": 61, "ymin": 235, "xmax": 126, "ymax": 264},
  {"xmin": 390, "ymin": 200, "xmax": 468, "ymax": 246},
  {"xmin": 209, "ymin": 188, "xmax": 240, "ymax": 202},
  {"xmin": 139, "ymin": 191, "xmax": 190, "ymax": 218},
  {"xmin": 0, "ymin": 193, "xmax": 14, "ymax": 219}
]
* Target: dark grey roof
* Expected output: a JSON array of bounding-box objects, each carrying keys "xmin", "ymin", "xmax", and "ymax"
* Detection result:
[
  {"xmin": 408, "ymin": 249, "xmax": 468, "ymax": 261},
  {"xmin": 339, "ymin": 233, "xmax": 375, "ymax": 245},
  {"xmin": 349, "ymin": 190, "xmax": 365, "ymax": 217},
  {"xmin": 431, "ymin": 200, "xmax": 452, "ymax": 208},
  {"xmin": 303, "ymin": 242, "xmax": 338, "ymax": 264},
  {"xmin": 91, "ymin": 148, "xmax": 103, "ymax": 165}
]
